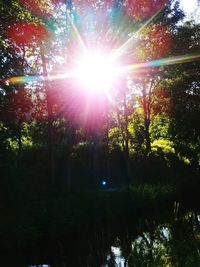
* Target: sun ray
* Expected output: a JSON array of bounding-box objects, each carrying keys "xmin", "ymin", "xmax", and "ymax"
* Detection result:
[
  {"xmin": 66, "ymin": 4, "xmax": 88, "ymax": 54},
  {"xmin": 82, "ymin": 94, "xmax": 92, "ymax": 126},
  {"xmin": 6, "ymin": 53, "xmax": 200, "ymax": 88},
  {"xmin": 7, "ymin": 75, "xmax": 43, "ymax": 85},
  {"xmin": 118, "ymin": 53, "xmax": 200, "ymax": 73},
  {"xmin": 71, "ymin": 21, "xmax": 88, "ymax": 53},
  {"xmin": 111, "ymin": 5, "xmax": 166, "ymax": 60},
  {"xmin": 5, "ymin": 70, "xmax": 77, "ymax": 86}
]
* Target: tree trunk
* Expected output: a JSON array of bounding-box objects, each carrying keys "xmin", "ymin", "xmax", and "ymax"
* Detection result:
[
  {"xmin": 17, "ymin": 48, "xmax": 26, "ymax": 160},
  {"xmin": 117, "ymin": 109, "xmax": 125, "ymax": 151},
  {"xmin": 144, "ymin": 116, "xmax": 151, "ymax": 154},
  {"xmin": 123, "ymin": 88, "xmax": 131, "ymax": 181},
  {"xmin": 105, "ymin": 114, "xmax": 111, "ymax": 181},
  {"xmin": 142, "ymin": 83, "xmax": 151, "ymax": 155},
  {"xmin": 93, "ymin": 130, "xmax": 99, "ymax": 188},
  {"xmin": 40, "ymin": 47, "xmax": 55, "ymax": 185},
  {"xmin": 17, "ymin": 119, "xmax": 22, "ymax": 159},
  {"xmin": 65, "ymin": 123, "xmax": 74, "ymax": 191}
]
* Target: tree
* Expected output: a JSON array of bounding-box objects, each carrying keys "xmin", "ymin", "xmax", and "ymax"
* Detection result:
[
  {"xmin": 157, "ymin": 21, "xmax": 200, "ymax": 166},
  {"xmin": 126, "ymin": 0, "xmax": 184, "ymax": 154}
]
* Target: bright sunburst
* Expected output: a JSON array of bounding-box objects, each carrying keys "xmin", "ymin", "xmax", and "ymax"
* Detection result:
[
  {"xmin": 5, "ymin": 0, "xmax": 200, "ymax": 102},
  {"xmin": 75, "ymin": 52, "xmax": 118, "ymax": 94}
]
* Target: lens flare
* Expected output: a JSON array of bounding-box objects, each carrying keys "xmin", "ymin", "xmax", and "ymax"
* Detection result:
[{"xmin": 119, "ymin": 53, "xmax": 200, "ymax": 73}]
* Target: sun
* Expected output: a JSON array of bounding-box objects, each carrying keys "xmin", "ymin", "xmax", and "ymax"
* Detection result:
[{"xmin": 75, "ymin": 52, "xmax": 117, "ymax": 94}]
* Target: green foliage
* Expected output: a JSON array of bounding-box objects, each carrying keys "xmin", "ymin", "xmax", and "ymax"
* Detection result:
[
  {"xmin": 152, "ymin": 139, "xmax": 175, "ymax": 154},
  {"xmin": 150, "ymin": 114, "xmax": 170, "ymax": 141},
  {"xmin": 128, "ymin": 113, "xmax": 145, "ymax": 152},
  {"xmin": 129, "ymin": 183, "xmax": 174, "ymax": 202},
  {"xmin": 6, "ymin": 137, "xmax": 18, "ymax": 151},
  {"xmin": 108, "ymin": 126, "xmax": 124, "ymax": 150}
]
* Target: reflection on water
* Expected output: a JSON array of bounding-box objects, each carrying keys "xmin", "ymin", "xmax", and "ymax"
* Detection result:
[
  {"xmin": 101, "ymin": 214, "xmax": 200, "ymax": 267},
  {"xmin": 5, "ymin": 210, "xmax": 200, "ymax": 267},
  {"xmin": 104, "ymin": 247, "xmax": 125, "ymax": 267}
]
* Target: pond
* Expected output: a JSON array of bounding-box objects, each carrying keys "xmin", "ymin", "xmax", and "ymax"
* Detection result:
[{"xmin": 2, "ymin": 207, "xmax": 200, "ymax": 267}]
